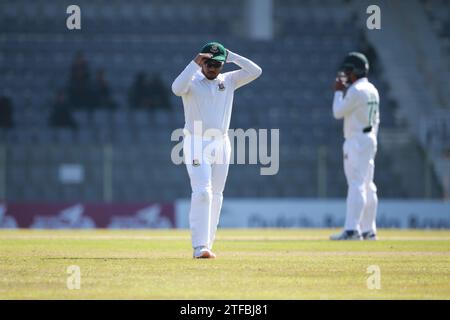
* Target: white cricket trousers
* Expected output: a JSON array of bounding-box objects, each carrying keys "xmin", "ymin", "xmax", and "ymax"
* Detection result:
[
  {"xmin": 343, "ymin": 133, "xmax": 378, "ymax": 233},
  {"xmin": 183, "ymin": 134, "xmax": 231, "ymax": 249}
]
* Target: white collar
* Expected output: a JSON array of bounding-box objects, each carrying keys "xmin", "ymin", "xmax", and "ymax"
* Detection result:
[{"xmin": 353, "ymin": 77, "xmax": 368, "ymax": 85}]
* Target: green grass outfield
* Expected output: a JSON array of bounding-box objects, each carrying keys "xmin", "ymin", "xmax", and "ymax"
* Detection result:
[{"xmin": 0, "ymin": 229, "xmax": 449, "ymax": 299}]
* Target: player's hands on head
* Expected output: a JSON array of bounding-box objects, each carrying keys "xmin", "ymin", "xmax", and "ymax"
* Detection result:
[
  {"xmin": 194, "ymin": 53, "xmax": 213, "ymax": 66},
  {"xmin": 334, "ymin": 77, "xmax": 347, "ymax": 91}
]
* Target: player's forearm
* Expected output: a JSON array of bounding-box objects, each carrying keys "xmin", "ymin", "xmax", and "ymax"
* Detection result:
[
  {"xmin": 172, "ymin": 61, "xmax": 200, "ymax": 96},
  {"xmin": 227, "ymin": 50, "xmax": 262, "ymax": 80},
  {"xmin": 332, "ymin": 91, "xmax": 346, "ymax": 119}
]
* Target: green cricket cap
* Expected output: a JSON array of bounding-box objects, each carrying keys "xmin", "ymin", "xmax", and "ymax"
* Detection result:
[
  {"xmin": 341, "ymin": 52, "xmax": 369, "ymax": 73},
  {"xmin": 200, "ymin": 42, "xmax": 227, "ymax": 62}
]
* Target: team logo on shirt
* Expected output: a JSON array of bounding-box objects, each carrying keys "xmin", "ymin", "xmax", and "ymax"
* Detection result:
[
  {"xmin": 192, "ymin": 159, "xmax": 200, "ymax": 167},
  {"xmin": 218, "ymin": 82, "xmax": 225, "ymax": 91},
  {"xmin": 344, "ymin": 153, "xmax": 348, "ymax": 160}
]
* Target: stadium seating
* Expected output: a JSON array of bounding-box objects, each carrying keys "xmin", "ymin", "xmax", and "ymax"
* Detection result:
[
  {"xmin": 421, "ymin": 0, "xmax": 450, "ymax": 60},
  {"xmin": 0, "ymin": 0, "xmax": 444, "ymax": 201}
]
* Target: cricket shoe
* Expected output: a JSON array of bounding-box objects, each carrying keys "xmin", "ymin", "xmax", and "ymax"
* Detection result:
[
  {"xmin": 330, "ymin": 230, "xmax": 363, "ymax": 241},
  {"xmin": 193, "ymin": 246, "xmax": 216, "ymax": 259},
  {"xmin": 362, "ymin": 231, "xmax": 377, "ymax": 240}
]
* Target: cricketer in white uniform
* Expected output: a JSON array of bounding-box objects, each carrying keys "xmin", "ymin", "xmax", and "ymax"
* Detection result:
[
  {"xmin": 172, "ymin": 42, "xmax": 262, "ymax": 258},
  {"xmin": 331, "ymin": 52, "xmax": 380, "ymax": 241}
]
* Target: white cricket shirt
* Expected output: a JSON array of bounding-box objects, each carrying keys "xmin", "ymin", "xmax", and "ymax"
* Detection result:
[
  {"xmin": 172, "ymin": 51, "xmax": 262, "ymax": 136},
  {"xmin": 332, "ymin": 77, "xmax": 380, "ymax": 140}
]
